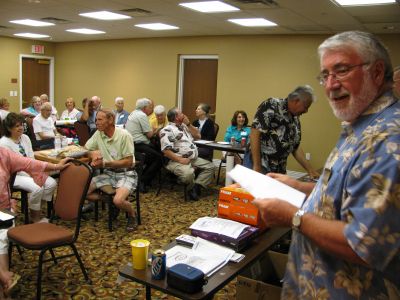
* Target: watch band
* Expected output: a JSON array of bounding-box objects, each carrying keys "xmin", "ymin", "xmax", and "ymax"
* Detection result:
[{"xmin": 292, "ymin": 209, "xmax": 305, "ymax": 231}]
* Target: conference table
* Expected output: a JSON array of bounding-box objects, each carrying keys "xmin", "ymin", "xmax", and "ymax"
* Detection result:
[
  {"xmin": 194, "ymin": 140, "xmax": 246, "ymax": 186},
  {"xmin": 118, "ymin": 227, "xmax": 289, "ymax": 300}
]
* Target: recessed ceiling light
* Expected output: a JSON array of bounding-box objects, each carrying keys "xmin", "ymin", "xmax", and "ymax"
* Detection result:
[
  {"xmin": 66, "ymin": 28, "xmax": 105, "ymax": 35},
  {"xmin": 14, "ymin": 32, "xmax": 50, "ymax": 38},
  {"xmin": 179, "ymin": 1, "xmax": 239, "ymax": 13},
  {"xmin": 10, "ymin": 19, "xmax": 54, "ymax": 27},
  {"xmin": 135, "ymin": 23, "xmax": 179, "ymax": 30},
  {"xmin": 228, "ymin": 18, "xmax": 277, "ymax": 27},
  {"xmin": 79, "ymin": 10, "xmax": 131, "ymax": 20},
  {"xmin": 334, "ymin": 0, "xmax": 395, "ymax": 6}
]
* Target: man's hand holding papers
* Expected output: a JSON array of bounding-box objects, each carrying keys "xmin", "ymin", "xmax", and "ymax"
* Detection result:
[{"xmin": 227, "ymin": 165, "xmax": 311, "ymax": 228}]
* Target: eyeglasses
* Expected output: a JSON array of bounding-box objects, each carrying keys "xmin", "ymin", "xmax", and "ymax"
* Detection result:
[{"xmin": 317, "ymin": 62, "xmax": 369, "ymax": 86}]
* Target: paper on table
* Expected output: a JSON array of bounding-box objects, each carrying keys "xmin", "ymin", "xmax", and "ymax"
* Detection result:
[
  {"xmin": 195, "ymin": 140, "xmax": 213, "ymax": 144},
  {"xmin": 189, "ymin": 216, "xmax": 249, "ymax": 239},
  {"xmin": 0, "ymin": 211, "xmax": 14, "ymax": 221},
  {"xmin": 165, "ymin": 237, "xmax": 234, "ymax": 277},
  {"xmin": 228, "ymin": 164, "xmax": 305, "ymax": 208}
]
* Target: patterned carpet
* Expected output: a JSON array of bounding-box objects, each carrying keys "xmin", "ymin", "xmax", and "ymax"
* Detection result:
[{"xmin": 10, "ymin": 172, "xmax": 238, "ymax": 300}]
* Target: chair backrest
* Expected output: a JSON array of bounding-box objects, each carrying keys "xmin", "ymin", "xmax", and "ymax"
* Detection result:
[
  {"xmin": 74, "ymin": 121, "xmax": 90, "ymax": 146},
  {"xmin": 213, "ymin": 122, "xmax": 219, "ymax": 140},
  {"xmin": 54, "ymin": 160, "xmax": 93, "ymax": 222}
]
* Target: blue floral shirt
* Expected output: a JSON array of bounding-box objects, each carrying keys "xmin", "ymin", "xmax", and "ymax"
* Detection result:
[
  {"xmin": 283, "ymin": 92, "xmax": 400, "ymax": 299},
  {"xmin": 223, "ymin": 125, "xmax": 250, "ymax": 144}
]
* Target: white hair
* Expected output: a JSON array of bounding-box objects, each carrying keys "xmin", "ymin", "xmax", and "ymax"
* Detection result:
[
  {"xmin": 115, "ymin": 97, "xmax": 124, "ymax": 103},
  {"xmin": 136, "ymin": 98, "xmax": 151, "ymax": 109},
  {"xmin": 154, "ymin": 105, "xmax": 165, "ymax": 115}
]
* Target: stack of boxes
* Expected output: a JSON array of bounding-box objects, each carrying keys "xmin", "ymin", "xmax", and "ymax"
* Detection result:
[{"xmin": 217, "ymin": 185, "xmax": 265, "ymax": 229}]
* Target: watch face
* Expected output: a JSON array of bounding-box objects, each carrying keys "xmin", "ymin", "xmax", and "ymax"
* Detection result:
[{"xmin": 293, "ymin": 215, "xmax": 301, "ymax": 227}]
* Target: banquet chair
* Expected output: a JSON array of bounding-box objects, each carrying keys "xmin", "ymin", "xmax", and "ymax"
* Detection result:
[
  {"xmin": 8, "ymin": 160, "xmax": 93, "ymax": 300},
  {"xmin": 90, "ymin": 156, "xmax": 144, "ymax": 231},
  {"xmin": 74, "ymin": 121, "xmax": 90, "ymax": 146}
]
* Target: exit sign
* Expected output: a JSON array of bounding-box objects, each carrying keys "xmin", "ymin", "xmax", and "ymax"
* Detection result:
[{"xmin": 32, "ymin": 45, "xmax": 45, "ymax": 54}]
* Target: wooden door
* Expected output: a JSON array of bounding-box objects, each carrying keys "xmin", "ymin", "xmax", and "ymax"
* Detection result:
[
  {"xmin": 181, "ymin": 59, "xmax": 218, "ymax": 122},
  {"xmin": 22, "ymin": 57, "xmax": 50, "ymax": 108}
]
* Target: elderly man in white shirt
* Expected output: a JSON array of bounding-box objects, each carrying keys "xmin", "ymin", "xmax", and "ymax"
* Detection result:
[
  {"xmin": 40, "ymin": 94, "xmax": 58, "ymax": 121},
  {"xmin": 33, "ymin": 102, "xmax": 58, "ymax": 140}
]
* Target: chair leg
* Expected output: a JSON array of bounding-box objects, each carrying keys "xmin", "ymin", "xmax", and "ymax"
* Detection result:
[
  {"xmin": 184, "ymin": 185, "xmax": 187, "ymax": 202},
  {"xmin": 216, "ymin": 160, "xmax": 223, "ymax": 185},
  {"xmin": 135, "ymin": 188, "xmax": 141, "ymax": 225},
  {"xmin": 107, "ymin": 197, "xmax": 113, "ymax": 232},
  {"xmin": 47, "ymin": 200, "xmax": 53, "ymax": 219},
  {"xmin": 49, "ymin": 249, "xmax": 57, "ymax": 265},
  {"xmin": 22, "ymin": 192, "xmax": 29, "ymax": 224},
  {"xmin": 37, "ymin": 250, "xmax": 46, "ymax": 300},
  {"xmin": 70, "ymin": 244, "xmax": 90, "ymax": 283},
  {"xmin": 8, "ymin": 242, "xmax": 13, "ymax": 268},
  {"xmin": 94, "ymin": 202, "xmax": 99, "ymax": 222}
]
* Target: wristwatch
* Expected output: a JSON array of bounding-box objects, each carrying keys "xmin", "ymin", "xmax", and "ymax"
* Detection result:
[{"xmin": 292, "ymin": 209, "xmax": 305, "ymax": 231}]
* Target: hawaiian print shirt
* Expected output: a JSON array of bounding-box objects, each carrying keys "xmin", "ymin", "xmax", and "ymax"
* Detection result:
[
  {"xmin": 160, "ymin": 122, "xmax": 198, "ymax": 160},
  {"xmin": 283, "ymin": 92, "xmax": 400, "ymax": 299},
  {"xmin": 252, "ymin": 98, "xmax": 301, "ymax": 173}
]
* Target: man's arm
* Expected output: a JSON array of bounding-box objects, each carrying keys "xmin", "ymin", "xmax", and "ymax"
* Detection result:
[
  {"xmin": 252, "ymin": 199, "xmax": 367, "ymax": 266},
  {"xmin": 182, "ymin": 115, "xmax": 201, "ymax": 139},
  {"xmin": 250, "ymin": 128, "xmax": 262, "ymax": 172},
  {"xmin": 79, "ymin": 100, "xmax": 90, "ymax": 122},
  {"xmin": 292, "ymin": 147, "xmax": 320, "ymax": 178},
  {"xmin": 37, "ymin": 132, "xmax": 53, "ymax": 140},
  {"xmin": 163, "ymin": 149, "xmax": 190, "ymax": 165}
]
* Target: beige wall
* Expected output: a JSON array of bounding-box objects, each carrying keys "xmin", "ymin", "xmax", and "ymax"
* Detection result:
[
  {"xmin": 1, "ymin": 34, "xmax": 399, "ymax": 171},
  {"xmin": 0, "ymin": 36, "xmax": 55, "ymax": 112}
]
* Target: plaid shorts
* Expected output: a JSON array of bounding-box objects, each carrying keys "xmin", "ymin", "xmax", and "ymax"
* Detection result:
[{"xmin": 92, "ymin": 169, "xmax": 138, "ymax": 192}]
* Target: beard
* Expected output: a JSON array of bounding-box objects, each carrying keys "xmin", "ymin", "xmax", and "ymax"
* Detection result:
[{"xmin": 328, "ymin": 71, "xmax": 378, "ymax": 122}]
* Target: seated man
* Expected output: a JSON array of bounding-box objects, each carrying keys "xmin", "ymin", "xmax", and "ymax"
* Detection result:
[
  {"xmin": 85, "ymin": 108, "xmax": 137, "ymax": 231},
  {"xmin": 113, "ymin": 97, "xmax": 129, "ymax": 126},
  {"xmin": 33, "ymin": 102, "xmax": 57, "ymax": 140},
  {"xmin": 125, "ymin": 98, "xmax": 163, "ymax": 192},
  {"xmin": 40, "ymin": 94, "xmax": 58, "ymax": 121},
  {"xmin": 77, "ymin": 97, "xmax": 97, "ymax": 135},
  {"xmin": 160, "ymin": 107, "xmax": 215, "ymax": 201}
]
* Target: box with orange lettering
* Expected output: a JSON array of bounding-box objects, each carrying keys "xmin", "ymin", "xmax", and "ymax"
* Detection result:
[{"xmin": 218, "ymin": 185, "xmax": 264, "ymax": 228}]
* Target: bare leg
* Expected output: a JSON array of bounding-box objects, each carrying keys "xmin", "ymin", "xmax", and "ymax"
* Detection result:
[{"xmin": 112, "ymin": 187, "xmax": 134, "ymax": 216}]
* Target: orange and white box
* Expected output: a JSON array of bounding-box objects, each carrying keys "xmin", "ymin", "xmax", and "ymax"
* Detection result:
[{"xmin": 218, "ymin": 185, "xmax": 263, "ymax": 227}]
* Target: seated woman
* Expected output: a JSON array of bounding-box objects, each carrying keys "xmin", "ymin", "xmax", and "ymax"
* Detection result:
[
  {"xmin": 33, "ymin": 103, "xmax": 58, "ymax": 140},
  {"xmin": 0, "ymin": 98, "xmax": 10, "ymax": 121},
  {"xmin": 0, "ymin": 113, "xmax": 58, "ymax": 223},
  {"xmin": 192, "ymin": 103, "xmax": 215, "ymax": 161},
  {"xmin": 60, "ymin": 97, "xmax": 80, "ymax": 137},
  {"xmin": 0, "ymin": 146, "xmax": 69, "ymax": 296},
  {"xmin": 21, "ymin": 96, "xmax": 42, "ymax": 118},
  {"xmin": 60, "ymin": 97, "xmax": 80, "ymax": 120},
  {"xmin": 223, "ymin": 110, "xmax": 250, "ymax": 164}
]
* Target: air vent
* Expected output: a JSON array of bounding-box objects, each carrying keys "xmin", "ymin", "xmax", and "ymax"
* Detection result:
[
  {"xmin": 41, "ymin": 17, "xmax": 71, "ymax": 24},
  {"xmin": 120, "ymin": 8, "xmax": 152, "ymax": 17},
  {"xmin": 232, "ymin": 0, "xmax": 279, "ymax": 7}
]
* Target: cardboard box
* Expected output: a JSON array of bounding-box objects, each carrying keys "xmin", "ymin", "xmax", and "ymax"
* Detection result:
[
  {"xmin": 218, "ymin": 186, "xmax": 262, "ymax": 227},
  {"xmin": 236, "ymin": 251, "xmax": 288, "ymax": 300}
]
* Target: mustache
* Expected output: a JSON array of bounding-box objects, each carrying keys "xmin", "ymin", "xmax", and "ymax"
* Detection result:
[{"xmin": 329, "ymin": 90, "xmax": 349, "ymax": 99}]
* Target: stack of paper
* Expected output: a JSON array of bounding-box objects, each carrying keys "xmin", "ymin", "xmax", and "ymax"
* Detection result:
[
  {"xmin": 165, "ymin": 237, "xmax": 235, "ymax": 277},
  {"xmin": 228, "ymin": 164, "xmax": 305, "ymax": 208}
]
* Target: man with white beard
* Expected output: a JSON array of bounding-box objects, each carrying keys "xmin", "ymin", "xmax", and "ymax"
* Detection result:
[{"xmin": 253, "ymin": 31, "xmax": 400, "ymax": 299}]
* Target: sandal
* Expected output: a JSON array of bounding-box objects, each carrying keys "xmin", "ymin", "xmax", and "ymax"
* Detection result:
[{"xmin": 5, "ymin": 273, "xmax": 20, "ymax": 296}]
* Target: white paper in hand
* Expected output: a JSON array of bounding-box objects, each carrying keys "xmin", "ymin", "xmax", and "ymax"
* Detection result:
[{"xmin": 228, "ymin": 165, "xmax": 305, "ymax": 208}]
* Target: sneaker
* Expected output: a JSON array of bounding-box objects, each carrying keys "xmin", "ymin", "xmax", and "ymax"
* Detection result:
[
  {"xmin": 188, "ymin": 187, "xmax": 199, "ymax": 201},
  {"xmin": 82, "ymin": 202, "xmax": 95, "ymax": 214},
  {"xmin": 126, "ymin": 216, "xmax": 137, "ymax": 232}
]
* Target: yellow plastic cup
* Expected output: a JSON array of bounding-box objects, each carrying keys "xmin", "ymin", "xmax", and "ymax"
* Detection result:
[{"xmin": 131, "ymin": 239, "xmax": 150, "ymax": 270}]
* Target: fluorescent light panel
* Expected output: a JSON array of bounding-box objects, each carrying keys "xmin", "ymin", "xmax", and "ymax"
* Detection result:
[
  {"xmin": 14, "ymin": 32, "xmax": 50, "ymax": 38},
  {"xmin": 66, "ymin": 28, "xmax": 105, "ymax": 34},
  {"xmin": 10, "ymin": 19, "xmax": 54, "ymax": 27},
  {"xmin": 135, "ymin": 23, "xmax": 179, "ymax": 30},
  {"xmin": 335, "ymin": 0, "xmax": 395, "ymax": 5},
  {"xmin": 179, "ymin": 1, "xmax": 239, "ymax": 13},
  {"xmin": 228, "ymin": 18, "xmax": 277, "ymax": 27},
  {"xmin": 79, "ymin": 10, "xmax": 131, "ymax": 20}
]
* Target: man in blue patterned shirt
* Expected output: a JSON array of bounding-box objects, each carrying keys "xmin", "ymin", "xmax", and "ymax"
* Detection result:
[{"xmin": 253, "ymin": 31, "xmax": 400, "ymax": 298}]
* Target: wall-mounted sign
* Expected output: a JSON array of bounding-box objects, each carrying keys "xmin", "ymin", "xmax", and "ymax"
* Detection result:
[{"xmin": 31, "ymin": 45, "xmax": 45, "ymax": 54}]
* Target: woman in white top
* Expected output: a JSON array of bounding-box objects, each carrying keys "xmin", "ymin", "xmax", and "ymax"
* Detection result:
[
  {"xmin": 0, "ymin": 113, "xmax": 57, "ymax": 223},
  {"xmin": 60, "ymin": 97, "xmax": 80, "ymax": 120}
]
